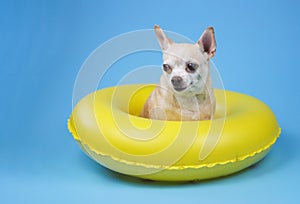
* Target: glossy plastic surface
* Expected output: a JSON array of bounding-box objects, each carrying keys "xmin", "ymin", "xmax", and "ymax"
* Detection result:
[{"xmin": 68, "ymin": 84, "xmax": 280, "ymax": 181}]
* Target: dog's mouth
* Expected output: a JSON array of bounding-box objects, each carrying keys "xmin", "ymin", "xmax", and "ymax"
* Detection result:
[
  {"xmin": 173, "ymin": 82, "xmax": 193, "ymax": 92},
  {"xmin": 173, "ymin": 86, "xmax": 187, "ymax": 92}
]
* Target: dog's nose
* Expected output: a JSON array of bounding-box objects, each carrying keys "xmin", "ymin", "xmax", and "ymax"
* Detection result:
[{"xmin": 171, "ymin": 76, "xmax": 183, "ymax": 86}]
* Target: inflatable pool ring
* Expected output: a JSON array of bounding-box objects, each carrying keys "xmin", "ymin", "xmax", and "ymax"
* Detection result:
[{"xmin": 68, "ymin": 84, "xmax": 280, "ymax": 181}]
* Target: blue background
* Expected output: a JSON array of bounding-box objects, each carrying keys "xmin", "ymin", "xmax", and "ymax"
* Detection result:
[{"xmin": 1, "ymin": 0, "xmax": 299, "ymax": 203}]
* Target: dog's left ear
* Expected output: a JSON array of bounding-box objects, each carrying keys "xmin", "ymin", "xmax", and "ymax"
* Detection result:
[
  {"xmin": 154, "ymin": 25, "xmax": 173, "ymax": 51},
  {"xmin": 197, "ymin": 27, "xmax": 216, "ymax": 58}
]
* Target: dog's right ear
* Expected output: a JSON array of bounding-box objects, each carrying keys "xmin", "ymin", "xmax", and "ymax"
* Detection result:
[
  {"xmin": 197, "ymin": 27, "xmax": 216, "ymax": 58},
  {"xmin": 154, "ymin": 25, "xmax": 173, "ymax": 51}
]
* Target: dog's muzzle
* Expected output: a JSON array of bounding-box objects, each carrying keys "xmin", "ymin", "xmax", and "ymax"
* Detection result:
[{"xmin": 171, "ymin": 76, "xmax": 187, "ymax": 92}]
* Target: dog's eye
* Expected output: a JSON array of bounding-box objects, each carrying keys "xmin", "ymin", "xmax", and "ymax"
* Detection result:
[
  {"xmin": 163, "ymin": 64, "xmax": 172, "ymax": 73},
  {"xmin": 186, "ymin": 63, "xmax": 198, "ymax": 73}
]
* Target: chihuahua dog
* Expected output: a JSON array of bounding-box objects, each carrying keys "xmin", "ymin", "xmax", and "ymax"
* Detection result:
[{"xmin": 140, "ymin": 25, "xmax": 216, "ymax": 121}]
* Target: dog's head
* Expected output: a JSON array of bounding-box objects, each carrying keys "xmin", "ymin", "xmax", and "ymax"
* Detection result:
[{"xmin": 154, "ymin": 25, "xmax": 216, "ymax": 95}]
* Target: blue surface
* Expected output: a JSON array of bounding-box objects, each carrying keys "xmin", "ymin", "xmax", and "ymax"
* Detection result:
[{"xmin": 1, "ymin": 0, "xmax": 299, "ymax": 203}]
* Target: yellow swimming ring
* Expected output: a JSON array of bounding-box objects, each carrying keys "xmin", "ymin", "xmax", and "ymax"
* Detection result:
[{"xmin": 68, "ymin": 84, "xmax": 280, "ymax": 181}]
